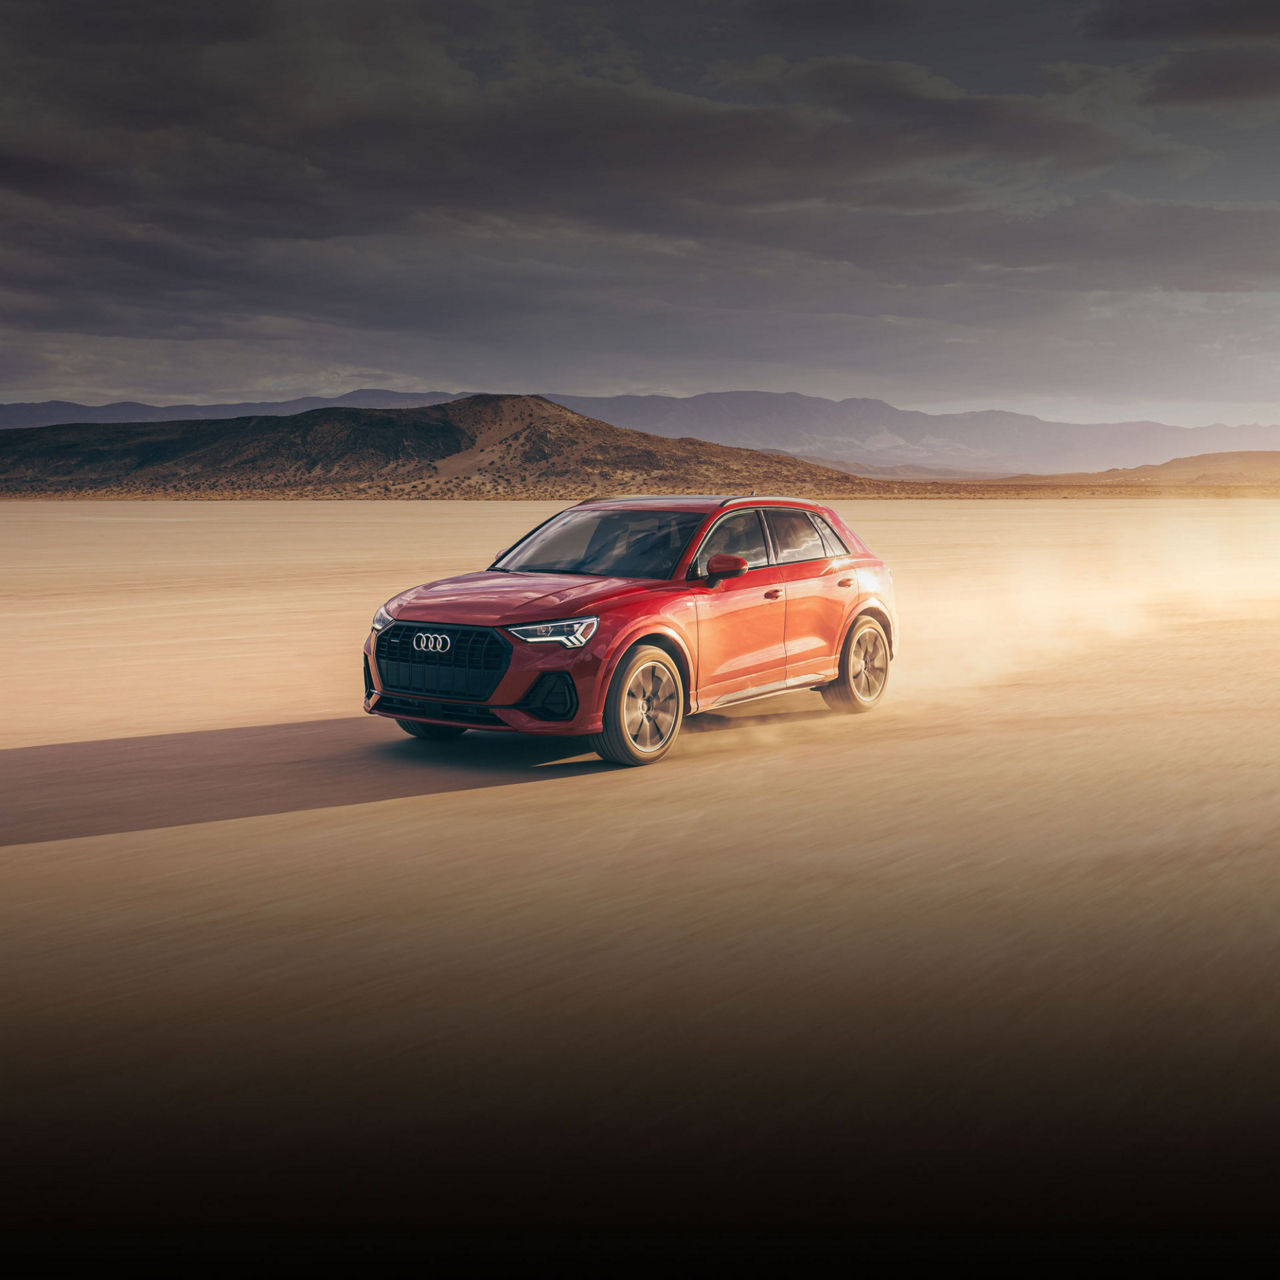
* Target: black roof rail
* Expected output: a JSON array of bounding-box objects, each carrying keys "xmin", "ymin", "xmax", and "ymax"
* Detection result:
[
  {"xmin": 575, "ymin": 493, "xmax": 734, "ymax": 506},
  {"xmin": 571, "ymin": 493, "xmax": 660, "ymax": 505},
  {"xmin": 718, "ymin": 494, "xmax": 802, "ymax": 507}
]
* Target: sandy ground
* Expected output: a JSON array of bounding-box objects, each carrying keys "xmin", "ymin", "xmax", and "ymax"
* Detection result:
[{"xmin": 5, "ymin": 499, "xmax": 1280, "ymax": 1233}]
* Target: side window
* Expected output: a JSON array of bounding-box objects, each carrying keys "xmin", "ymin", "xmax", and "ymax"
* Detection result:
[
  {"xmin": 811, "ymin": 514, "xmax": 850, "ymax": 556},
  {"xmin": 765, "ymin": 509, "xmax": 826, "ymax": 564},
  {"xmin": 693, "ymin": 510, "xmax": 770, "ymax": 575}
]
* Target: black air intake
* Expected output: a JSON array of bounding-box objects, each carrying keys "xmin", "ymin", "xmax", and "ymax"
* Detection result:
[{"xmin": 520, "ymin": 672, "xmax": 578, "ymax": 721}]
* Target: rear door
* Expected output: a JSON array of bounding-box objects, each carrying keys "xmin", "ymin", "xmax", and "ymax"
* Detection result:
[
  {"xmin": 763, "ymin": 508, "xmax": 854, "ymax": 684},
  {"xmin": 691, "ymin": 508, "xmax": 787, "ymax": 703}
]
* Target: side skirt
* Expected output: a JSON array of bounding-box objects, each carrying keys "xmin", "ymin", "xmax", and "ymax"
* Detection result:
[{"xmin": 699, "ymin": 671, "xmax": 837, "ymax": 713}]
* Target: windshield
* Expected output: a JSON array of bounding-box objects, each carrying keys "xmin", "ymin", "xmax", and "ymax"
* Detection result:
[{"xmin": 495, "ymin": 508, "xmax": 705, "ymax": 579}]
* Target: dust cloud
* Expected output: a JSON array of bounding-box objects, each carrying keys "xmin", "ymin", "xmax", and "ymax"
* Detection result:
[{"xmin": 837, "ymin": 499, "xmax": 1280, "ymax": 699}]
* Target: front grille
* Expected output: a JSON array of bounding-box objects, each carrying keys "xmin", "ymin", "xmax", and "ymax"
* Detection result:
[
  {"xmin": 373, "ymin": 692, "xmax": 505, "ymax": 726},
  {"xmin": 375, "ymin": 622, "xmax": 511, "ymax": 700}
]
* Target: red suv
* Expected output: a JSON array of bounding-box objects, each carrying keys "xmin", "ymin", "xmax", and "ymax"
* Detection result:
[{"xmin": 363, "ymin": 495, "xmax": 896, "ymax": 766}]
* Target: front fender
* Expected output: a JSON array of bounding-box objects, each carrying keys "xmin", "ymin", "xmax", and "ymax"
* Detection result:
[{"xmin": 591, "ymin": 616, "xmax": 698, "ymax": 720}]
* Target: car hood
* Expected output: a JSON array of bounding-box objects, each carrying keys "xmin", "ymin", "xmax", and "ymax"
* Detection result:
[{"xmin": 388, "ymin": 571, "xmax": 665, "ymax": 626}]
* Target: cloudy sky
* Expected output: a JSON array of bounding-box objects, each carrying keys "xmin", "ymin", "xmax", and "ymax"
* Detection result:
[{"xmin": 4, "ymin": 0, "xmax": 1280, "ymax": 423}]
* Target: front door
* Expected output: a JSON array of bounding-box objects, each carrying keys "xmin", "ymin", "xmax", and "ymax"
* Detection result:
[{"xmin": 692, "ymin": 509, "xmax": 787, "ymax": 704}]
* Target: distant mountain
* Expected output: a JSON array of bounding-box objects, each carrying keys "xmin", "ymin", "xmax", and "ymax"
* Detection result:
[
  {"xmin": 7, "ymin": 386, "xmax": 1280, "ymax": 475},
  {"xmin": 761, "ymin": 448, "xmax": 1005, "ymax": 481},
  {"xmin": 0, "ymin": 394, "xmax": 906, "ymax": 499},
  {"xmin": 0, "ymin": 388, "xmax": 460, "ymax": 431},
  {"xmin": 547, "ymin": 391, "xmax": 1280, "ymax": 475},
  {"xmin": 999, "ymin": 450, "xmax": 1280, "ymax": 488}
]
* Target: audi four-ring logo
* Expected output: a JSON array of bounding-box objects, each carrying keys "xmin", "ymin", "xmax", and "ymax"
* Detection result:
[{"xmin": 412, "ymin": 632, "xmax": 451, "ymax": 653}]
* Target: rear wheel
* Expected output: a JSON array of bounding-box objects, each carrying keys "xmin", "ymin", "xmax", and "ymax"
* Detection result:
[
  {"xmin": 396, "ymin": 719, "xmax": 467, "ymax": 740},
  {"xmin": 589, "ymin": 644, "xmax": 684, "ymax": 766},
  {"xmin": 822, "ymin": 616, "xmax": 890, "ymax": 714}
]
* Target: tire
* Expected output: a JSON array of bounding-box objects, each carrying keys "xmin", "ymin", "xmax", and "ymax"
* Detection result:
[
  {"xmin": 396, "ymin": 718, "xmax": 467, "ymax": 741},
  {"xmin": 822, "ymin": 615, "xmax": 890, "ymax": 714},
  {"xmin": 589, "ymin": 644, "xmax": 685, "ymax": 766}
]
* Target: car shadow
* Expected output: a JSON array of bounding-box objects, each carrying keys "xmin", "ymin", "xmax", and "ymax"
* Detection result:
[
  {"xmin": 0, "ymin": 717, "xmax": 603, "ymax": 846},
  {"xmin": 2, "ymin": 697, "xmax": 837, "ymax": 846}
]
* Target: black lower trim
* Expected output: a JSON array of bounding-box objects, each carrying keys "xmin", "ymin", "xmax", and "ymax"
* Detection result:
[
  {"xmin": 704, "ymin": 673, "xmax": 837, "ymax": 711},
  {"xmin": 372, "ymin": 692, "xmax": 505, "ymax": 726}
]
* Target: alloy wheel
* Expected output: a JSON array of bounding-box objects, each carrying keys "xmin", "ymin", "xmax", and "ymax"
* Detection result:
[{"xmin": 624, "ymin": 660, "xmax": 679, "ymax": 752}]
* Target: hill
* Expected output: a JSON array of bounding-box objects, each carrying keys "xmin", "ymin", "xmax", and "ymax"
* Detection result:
[
  {"xmin": 9, "ymin": 387, "xmax": 1280, "ymax": 475},
  {"xmin": 994, "ymin": 451, "xmax": 1280, "ymax": 490},
  {"xmin": 0, "ymin": 388, "xmax": 459, "ymax": 431},
  {"xmin": 0, "ymin": 394, "xmax": 909, "ymax": 499}
]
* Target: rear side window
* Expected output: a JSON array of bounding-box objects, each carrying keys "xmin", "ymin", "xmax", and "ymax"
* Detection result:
[
  {"xmin": 765, "ymin": 509, "xmax": 826, "ymax": 564},
  {"xmin": 693, "ymin": 509, "xmax": 770, "ymax": 574},
  {"xmin": 811, "ymin": 514, "xmax": 850, "ymax": 556}
]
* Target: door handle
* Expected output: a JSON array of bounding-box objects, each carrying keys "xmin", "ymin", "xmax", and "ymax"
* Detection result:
[
  {"xmin": 837, "ymin": 578, "xmax": 854, "ymax": 588},
  {"xmin": 764, "ymin": 589, "xmax": 782, "ymax": 600}
]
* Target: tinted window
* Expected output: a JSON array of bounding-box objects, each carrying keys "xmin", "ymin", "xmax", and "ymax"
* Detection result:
[
  {"xmin": 811, "ymin": 514, "xmax": 850, "ymax": 556},
  {"xmin": 497, "ymin": 508, "xmax": 704, "ymax": 579},
  {"xmin": 766, "ymin": 509, "xmax": 826, "ymax": 564},
  {"xmin": 693, "ymin": 510, "xmax": 770, "ymax": 575}
]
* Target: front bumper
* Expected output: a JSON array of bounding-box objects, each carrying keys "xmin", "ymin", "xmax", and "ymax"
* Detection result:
[{"xmin": 362, "ymin": 623, "xmax": 608, "ymax": 735}]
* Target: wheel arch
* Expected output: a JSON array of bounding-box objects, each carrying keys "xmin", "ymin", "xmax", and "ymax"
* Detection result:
[
  {"xmin": 601, "ymin": 626, "xmax": 695, "ymax": 714},
  {"xmin": 845, "ymin": 604, "xmax": 894, "ymax": 657}
]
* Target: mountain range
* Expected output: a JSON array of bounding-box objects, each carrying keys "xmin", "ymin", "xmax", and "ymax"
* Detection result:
[
  {"xmin": 999, "ymin": 451, "xmax": 1280, "ymax": 489},
  {"xmin": 5, "ymin": 389, "xmax": 1280, "ymax": 476},
  {"xmin": 5, "ymin": 394, "xmax": 1278, "ymax": 499},
  {"xmin": 0, "ymin": 388, "xmax": 458, "ymax": 431},
  {"xmin": 0, "ymin": 394, "xmax": 903, "ymax": 499}
]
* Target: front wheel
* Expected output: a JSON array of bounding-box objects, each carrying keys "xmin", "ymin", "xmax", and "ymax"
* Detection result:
[
  {"xmin": 589, "ymin": 644, "xmax": 684, "ymax": 766},
  {"xmin": 822, "ymin": 616, "xmax": 890, "ymax": 714},
  {"xmin": 397, "ymin": 719, "xmax": 467, "ymax": 741}
]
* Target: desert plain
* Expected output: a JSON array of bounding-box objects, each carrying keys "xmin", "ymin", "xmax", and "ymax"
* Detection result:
[{"xmin": 5, "ymin": 497, "xmax": 1280, "ymax": 1230}]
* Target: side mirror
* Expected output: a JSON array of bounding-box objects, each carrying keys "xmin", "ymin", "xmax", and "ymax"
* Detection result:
[{"xmin": 705, "ymin": 553, "xmax": 748, "ymax": 586}]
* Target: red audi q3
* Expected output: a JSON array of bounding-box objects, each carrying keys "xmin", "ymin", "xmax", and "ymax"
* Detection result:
[{"xmin": 363, "ymin": 495, "xmax": 896, "ymax": 766}]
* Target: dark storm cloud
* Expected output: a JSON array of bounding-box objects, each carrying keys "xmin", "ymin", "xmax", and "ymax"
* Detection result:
[
  {"xmin": 1145, "ymin": 47, "xmax": 1280, "ymax": 106},
  {"xmin": 5, "ymin": 0, "xmax": 267, "ymax": 45},
  {"xmin": 751, "ymin": 55, "xmax": 1153, "ymax": 170},
  {"xmin": 0, "ymin": 2, "xmax": 1167, "ymax": 249},
  {"xmin": 690, "ymin": 192, "xmax": 1280, "ymax": 296},
  {"xmin": 0, "ymin": 151, "xmax": 90, "ymax": 198},
  {"xmin": 1085, "ymin": 0, "xmax": 1280, "ymax": 42},
  {"xmin": 2, "ymin": 0, "xmax": 1280, "ymax": 419},
  {"xmin": 748, "ymin": 0, "xmax": 911, "ymax": 32}
]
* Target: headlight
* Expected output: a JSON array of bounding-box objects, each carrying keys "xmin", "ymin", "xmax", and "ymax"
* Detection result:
[
  {"xmin": 371, "ymin": 604, "xmax": 395, "ymax": 632},
  {"xmin": 508, "ymin": 616, "xmax": 599, "ymax": 648}
]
